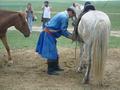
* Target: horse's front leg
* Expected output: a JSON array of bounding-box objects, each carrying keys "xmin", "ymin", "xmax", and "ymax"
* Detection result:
[
  {"xmin": 1, "ymin": 35, "xmax": 13, "ymax": 64},
  {"xmin": 83, "ymin": 43, "xmax": 92, "ymax": 84}
]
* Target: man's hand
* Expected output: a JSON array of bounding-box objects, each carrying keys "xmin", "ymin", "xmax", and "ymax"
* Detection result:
[
  {"xmin": 67, "ymin": 33, "xmax": 77, "ymax": 41},
  {"xmin": 68, "ymin": 33, "xmax": 84, "ymax": 43}
]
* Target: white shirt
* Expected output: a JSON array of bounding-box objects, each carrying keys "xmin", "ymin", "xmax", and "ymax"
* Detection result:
[{"xmin": 43, "ymin": 6, "xmax": 51, "ymax": 18}]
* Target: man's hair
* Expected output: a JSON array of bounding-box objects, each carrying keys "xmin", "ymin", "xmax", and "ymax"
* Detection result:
[
  {"xmin": 44, "ymin": 1, "xmax": 49, "ymax": 4},
  {"xmin": 84, "ymin": 1, "xmax": 91, "ymax": 6},
  {"xmin": 67, "ymin": 7, "xmax": 76, "ymax": 15},
  {"xmin": 72, "ymin": 3, "xmax": 76, "ymax": 7},
  {"xmin": 84, "ymin": 4, "xmax": 96, "ymax": 12}
]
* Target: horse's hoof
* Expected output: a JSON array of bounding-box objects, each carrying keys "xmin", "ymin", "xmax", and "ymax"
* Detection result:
[
  {"xmin": 8, "ymin": 57, "xmax": 12, "ymax": 60},
  {"xmin": 83, "ymin": 80, "xmax": 89, "ymax": 84},
  {"xmin": 77, "ymin": 67, "xmax": 83, "ymax": 73},
  {"xmin": 82, "ymin": 78, "xmax": 89, "ymax": 84},
  {"xmin": 7, "ymin": 60, "xmax": 13, "ymax": 66},
  {"xmin": 97, "ymin": 82, "xmax": 104, "ymax": 87}
]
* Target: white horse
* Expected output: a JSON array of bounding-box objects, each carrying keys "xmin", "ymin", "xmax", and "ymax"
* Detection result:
[{"xmin": 73, "ymin": 4, "xmax": 111, "ymax": 85}]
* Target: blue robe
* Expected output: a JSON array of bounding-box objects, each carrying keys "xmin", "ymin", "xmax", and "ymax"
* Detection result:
[{"xmin": 36, "ymin": 11, "xmax": 71, "ymax": 61}]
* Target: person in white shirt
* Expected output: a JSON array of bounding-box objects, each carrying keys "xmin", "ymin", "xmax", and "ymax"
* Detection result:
[{"xmin": 41, "ymin": 1, "xmax": 52, "ymax": 29}]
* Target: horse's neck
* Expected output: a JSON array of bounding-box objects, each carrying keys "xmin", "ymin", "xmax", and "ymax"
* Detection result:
[{"xmin": 1, "ymin": 13, "xmax": 18, "ymax": 29}]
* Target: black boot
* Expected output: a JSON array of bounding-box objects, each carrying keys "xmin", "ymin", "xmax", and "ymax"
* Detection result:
[
  {"xmin": 47, "ymin": 61, "xmax": 59, "ymax": 75},
  {"xmin": 54, "ymin": 60, "xmax": 64, "ymax": 71}
]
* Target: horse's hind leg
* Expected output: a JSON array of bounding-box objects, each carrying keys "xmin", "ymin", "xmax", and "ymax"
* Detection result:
[
  {"xmin": 1, "ymin": 36, "xmax": 13, "ymax": 64},
  {"xmin": 77, "ymin": 42, "xmax": 84, "ymax": 72},
  {"xmin": 83, "ymin": 43, "xmax": 92, "ymax": 84}
]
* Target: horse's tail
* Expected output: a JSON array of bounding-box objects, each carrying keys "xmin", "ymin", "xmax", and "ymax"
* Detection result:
[{"xmin": 91, "ymin": 19, "xmax": 110, "ymax": 85}]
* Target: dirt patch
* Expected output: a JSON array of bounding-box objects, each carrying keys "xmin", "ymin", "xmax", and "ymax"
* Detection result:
[
  {"xmin": 111, "ymin": 31, "xmax": 120, "ymax": 37},
  {"xmin": 0, "ymin": 48, "xmax": 120, "ymax": 90}
]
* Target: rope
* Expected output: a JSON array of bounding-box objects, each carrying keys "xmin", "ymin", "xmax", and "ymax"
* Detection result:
[{"xmin": 75, "ymin": 41, "xmax": 78, "ymax": 60}]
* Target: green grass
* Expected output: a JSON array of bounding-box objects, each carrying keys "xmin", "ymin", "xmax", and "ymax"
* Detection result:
[
  {"xmin": 108, "ymin": 14, "xmax": 120, "ymax": 30},
  {"xmin": 109, "ymin": 36, "xmax": 120, "ymax": 48},
  {"xmin": 0, "ymin": 31, "xmax": 120, "ymax": 51}
]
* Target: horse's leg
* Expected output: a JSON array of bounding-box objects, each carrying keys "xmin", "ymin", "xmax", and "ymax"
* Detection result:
[
  {"xmin": 1, "ymin": 35, "xmax": 13, "ymax": 63},
  {"xmin": 83, "ymin": 43, "xmax": 92, "ymax": 84},
  {"xmin": 77, "ymin": 42, "xmax": 84, "ymax": 72}
]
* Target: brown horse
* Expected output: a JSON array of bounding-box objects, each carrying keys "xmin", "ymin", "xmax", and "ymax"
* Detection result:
[{"xmin": 0, "ymin": 9, "xmax": 30, "ymax": 63}]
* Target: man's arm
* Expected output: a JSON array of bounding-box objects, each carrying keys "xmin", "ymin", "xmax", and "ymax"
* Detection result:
[{"xmin": 60, "ymin": 17, "xmax": 77, "ymax": 40}]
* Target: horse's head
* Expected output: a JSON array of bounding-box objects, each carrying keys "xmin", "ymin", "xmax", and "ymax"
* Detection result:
[
  {"xmin": 71, "ymin": 3, "xmax": 84, "ymax": 25},
  {"xmin": 74, "ymin": 3, "xmax": 84, "ymax": 18},
  {"xmin": 15, "ymin": 12, "xmax": 30, "ymax": 37}
]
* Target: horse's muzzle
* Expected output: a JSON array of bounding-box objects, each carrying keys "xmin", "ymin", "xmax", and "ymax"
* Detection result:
[{"xmin": 24, "ymin": 34, "xmax": 30, "ymax": 37}]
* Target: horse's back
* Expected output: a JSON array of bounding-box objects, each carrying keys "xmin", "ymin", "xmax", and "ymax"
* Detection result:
[
  {"xmin": 82, "ymin": 10, "xmax": 110, "ymax": 28},
  {"xmin": 78, "ymin": 10, "xmax": 110, "ymax": 42}
]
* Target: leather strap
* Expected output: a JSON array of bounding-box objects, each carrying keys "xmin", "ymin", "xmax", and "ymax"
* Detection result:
[{"xmin": 44, "ymin": 28, "xmax": 52, "ymax": 35}]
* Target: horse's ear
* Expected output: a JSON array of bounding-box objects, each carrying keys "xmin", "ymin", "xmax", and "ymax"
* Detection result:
[{"xmin": 18, "ymin": 12, "xmax": 26, "ymax": 18}]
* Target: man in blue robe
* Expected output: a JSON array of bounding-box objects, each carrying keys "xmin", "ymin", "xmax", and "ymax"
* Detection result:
[{"xmin": 36, "ymin": 7, "xmax": 76, "ymax": 75}]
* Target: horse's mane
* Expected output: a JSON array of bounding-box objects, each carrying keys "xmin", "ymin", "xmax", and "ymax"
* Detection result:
[
  {"xmin": 0, "ymin": 9, "xmax": 18, "ymax": 14},
  {"xmin": 0, "ymin": 9, "xmax": 25, "ymax": 20},
  {"xmin": 0, "ymin": 9, "xmax": 25, "ymax": 19}
]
